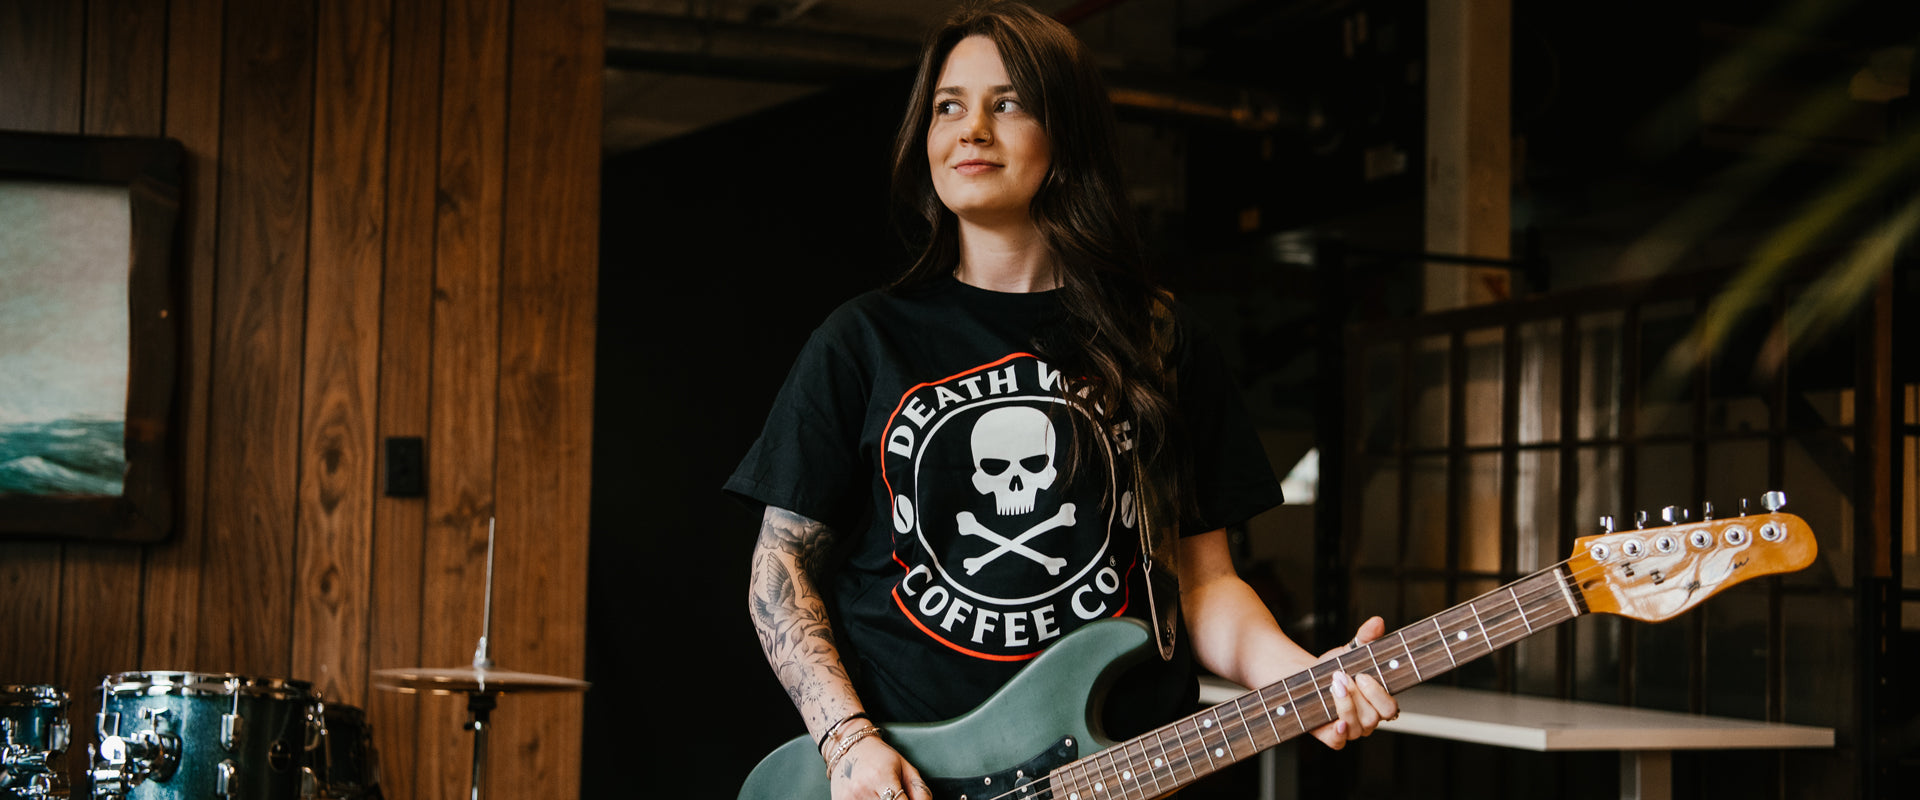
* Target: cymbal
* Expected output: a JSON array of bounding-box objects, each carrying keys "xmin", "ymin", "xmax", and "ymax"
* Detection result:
[{"xmin": 372, "ymin": 666, "xmax": 590, "ymax": 695}]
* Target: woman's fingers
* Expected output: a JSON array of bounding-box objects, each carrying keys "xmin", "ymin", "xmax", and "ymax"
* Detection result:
[{"xmin": 1355, "ymin": 671, "xmax": 1399, "ymax": 723}]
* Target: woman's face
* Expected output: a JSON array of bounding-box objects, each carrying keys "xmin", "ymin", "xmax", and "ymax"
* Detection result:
[{"xmin": 926, "ymin": 35, "xmax": 1052, "ymax": 228}]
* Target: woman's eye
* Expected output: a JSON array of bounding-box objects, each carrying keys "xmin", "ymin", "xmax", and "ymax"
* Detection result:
[
  {"xmin": 995, "ymin": 98, "xmax": 1023, "ymax": 113},
  {"xmin": 934, "ymin": 100, "xmax": 961, "ymax": 115}
]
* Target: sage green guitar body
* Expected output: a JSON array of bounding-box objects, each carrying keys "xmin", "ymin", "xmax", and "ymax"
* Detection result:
[{"xmin": 737, "ymin": 619, "xmax": 1154, "ymax": 800}]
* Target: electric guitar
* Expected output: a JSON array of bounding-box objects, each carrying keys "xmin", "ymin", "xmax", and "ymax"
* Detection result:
[{"xmin": 738, "ymin": 494, "xmax": 1816, "ymax": 800}]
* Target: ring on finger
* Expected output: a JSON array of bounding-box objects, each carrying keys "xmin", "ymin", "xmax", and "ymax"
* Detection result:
[{"xmin": 880, "ymin": 788, "xmax": 899, "ymax": 800}]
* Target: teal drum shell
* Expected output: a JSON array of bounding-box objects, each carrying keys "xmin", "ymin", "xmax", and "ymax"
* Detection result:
[
  {"xmin": 94, "ymin": 672, "xmax": 318, "ymax": 800},
  {"xmin": 1, "ymin": 684, "xmax": 72, "ymax": 798}
]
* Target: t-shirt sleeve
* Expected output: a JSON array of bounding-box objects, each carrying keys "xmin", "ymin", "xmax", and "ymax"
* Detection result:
[
  {"xmin": 1172, "ymin": 312, "xmax": 1286, "ymax": 534},
  {"xmin": 723, "ymin": 318, "xmax": 872, "ymax": 535}
]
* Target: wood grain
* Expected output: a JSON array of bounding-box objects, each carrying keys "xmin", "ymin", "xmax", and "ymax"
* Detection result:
[
  {"xmin": 203, "ymin": 0, "xmax": 312, "ymax": 677},
  {"xmin": 368, "ymin": 0, "xmax": 445, "ymax": 794},
  {"xmin": 493, "ymin": 0, "xmax": 601, "ymax": 795},
  {"xmin": 292, "ymin": 0, "xmax": 389, "ymax": 707},
  {"xmin": 420, "ymin": 0, "xmax": 511, "ymax": 795},
  {"xmin": 0, "ymin": 0, "xmax": 82, "ymax": 130},
  {"xmin": 142, "ymin": 0, "xmax": 224, "ymax": 673},
  {"xmin": 84, "ymin": 0, "xmax": 166, "ymax": 136}
]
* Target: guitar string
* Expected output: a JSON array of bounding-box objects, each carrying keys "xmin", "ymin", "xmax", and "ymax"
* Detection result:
[{"xmin": 961, "ymin": 534, "xmax": 1744, "ymax": 800}]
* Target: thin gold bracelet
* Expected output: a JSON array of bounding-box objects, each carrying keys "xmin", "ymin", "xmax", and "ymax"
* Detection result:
[{"xmin": 823, "ymin": 724, "xmax": 881, "ymax": 775}]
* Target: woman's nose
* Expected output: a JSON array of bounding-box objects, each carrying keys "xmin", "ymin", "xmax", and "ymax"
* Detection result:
[{"xmin": 962, "ymin": 109, "xmax": 992, "ymax": 144}]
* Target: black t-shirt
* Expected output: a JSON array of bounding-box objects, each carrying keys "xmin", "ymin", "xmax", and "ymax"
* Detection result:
[{"xmin": 726, "ymin": 277, "xmax": 1284, "ymax": 737}]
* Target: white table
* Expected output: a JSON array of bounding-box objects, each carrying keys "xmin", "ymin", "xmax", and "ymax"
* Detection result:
[{"xmin": 1198, "ymin": 680, "xmax": 1834, "ymax": 800}]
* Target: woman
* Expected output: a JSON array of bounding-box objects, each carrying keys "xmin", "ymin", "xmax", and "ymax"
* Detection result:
[{"xmin": 730, "ymin": 3, "xmax": 1397, "ymax": 799}]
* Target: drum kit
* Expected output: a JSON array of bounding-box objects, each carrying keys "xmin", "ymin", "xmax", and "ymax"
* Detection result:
[{"xmin": 1, "ymin": 520, "xmax": 587, "ymax": 800}]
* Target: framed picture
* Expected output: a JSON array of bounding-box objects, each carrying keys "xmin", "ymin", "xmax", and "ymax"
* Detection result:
[{"xmin": 0, "ymin": 129, "xmax": 184, "ymax": 542}]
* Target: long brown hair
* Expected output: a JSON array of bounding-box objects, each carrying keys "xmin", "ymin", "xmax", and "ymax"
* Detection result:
[{"xmin": 887, "ymin": 1, "xmax": 1183, "ymax": 477}]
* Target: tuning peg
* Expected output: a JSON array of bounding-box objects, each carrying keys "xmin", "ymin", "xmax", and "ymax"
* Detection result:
[
  {"xmin": 1635, "ymin": 510, "xmax": 1648, "ymax": 529},
  {"xmin": 1702, "ymin": 501, "xmax": 1715, "ymax": 521},
  {"xmin": 1600, "ymin": 515, "xmax": 1615, "ymax": 534},
  {"xmin": 1762, "ymin": 491, "xmax": 1787, "ymax": 512},
  {"xmin": 1740, "ymin": 498, "xmax": 1750, "ymax": 516},
  {"xmin": 1661, "ymin": 506, "xmax": 1678, "ymax": 525}
]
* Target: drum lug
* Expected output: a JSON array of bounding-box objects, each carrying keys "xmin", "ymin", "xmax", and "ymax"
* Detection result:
[
  {"xmin": 50, "ymin": 716, "xmax": 70, "ymax": 754},
  {"xmin": 96, "ymin": 710, "xmax": 120, "ymax": 740},
  {"xmin": 222, "ymin": 712, "xmax": 245, "ymax": 752},
  {"xmin": 300, "ymin": 765, "xmax": 319, "ymax": 799},
  {"xmin": 216, "ymin": 759, "xmax": 238, "ymax": 800}
]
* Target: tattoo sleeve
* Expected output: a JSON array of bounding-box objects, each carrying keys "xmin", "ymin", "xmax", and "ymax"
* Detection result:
[{"xmin": 748, "ymin": 505, "xmax": 863, "ymax": 744}]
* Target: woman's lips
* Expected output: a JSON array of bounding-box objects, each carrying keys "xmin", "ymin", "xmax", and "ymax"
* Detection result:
[{"xmin": 954, "ymin": 160, "xmax": 999, "ymax": 176}]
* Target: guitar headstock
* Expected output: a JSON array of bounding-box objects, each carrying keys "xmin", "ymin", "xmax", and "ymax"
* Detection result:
[{"xmin": 1567, "ymin": 492, "xmax": 1816, "ymax": 622}]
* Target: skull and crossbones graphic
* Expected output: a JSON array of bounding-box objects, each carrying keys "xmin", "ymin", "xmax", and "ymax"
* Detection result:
[{"xmin": 958, "ymin": 406, "xmax": 1077, "ymax": 575}]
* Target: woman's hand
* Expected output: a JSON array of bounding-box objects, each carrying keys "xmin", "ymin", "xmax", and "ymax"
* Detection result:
[
  {"xmin": 1310, "ymin": 615, "xmax": 1400, "ymax": 750},
  {"xmin": 826, "ymin": 734, "xmax": 932, "ymax": 800}
]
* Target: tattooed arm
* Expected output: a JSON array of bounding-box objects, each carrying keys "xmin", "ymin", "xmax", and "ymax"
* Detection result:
[{"xmin": 748, "ymin": 505, "xmax": 931, "ymax": 800}]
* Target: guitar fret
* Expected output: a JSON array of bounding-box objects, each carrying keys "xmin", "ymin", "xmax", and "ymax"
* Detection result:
[
  {"xmin": 1433, "ymin": 617, "xmax": 1457, "ymax": 667},
  {"xmin": 1306, "ymin": 666, "xmax": 1334, "ymax": 721},
  {"xmin": 1509, "ymin": 586, "xmax": 1534, "ymax": 634},
  {"xmin": 1398, "ymin": 629, "xmax": 1423, "ymax": 682},
  {"xmin": 1226, "ymin": 695, "xmax": 1259, "ymax": 756},
  {"xmin": 1194, "ymin": 712, "xmax": 1221, "ymax": 770},
  {"xmin": 1473, "ymin": 600, "xmax": 1495, "ymax": 651},
  {"xmin": 1358, "ymin": 640, "xmax": 1385, "ymax": 687},
  {"xmin": 1275, "ymin": 677, "xmax": 1307, "ymax": 734},
  {"xmin": 1145, "ymin": 728, "xmax": 1170, "ymax": 796}
]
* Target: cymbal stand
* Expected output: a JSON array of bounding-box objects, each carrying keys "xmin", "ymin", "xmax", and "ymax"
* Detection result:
[{"xmin": 464, "ymin": 518, "xmax": 498, "ymax": 800}]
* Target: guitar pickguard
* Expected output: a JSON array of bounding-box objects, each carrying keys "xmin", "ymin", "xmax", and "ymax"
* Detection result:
[{"xmin": 923, "ymin": 736, "xmax": 1078, "ymax": 800}]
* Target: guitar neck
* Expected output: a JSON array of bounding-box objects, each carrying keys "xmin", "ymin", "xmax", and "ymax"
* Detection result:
[{"xmin": 1046, "ymin": 567, "xmax": 1584, "ymax": 798}]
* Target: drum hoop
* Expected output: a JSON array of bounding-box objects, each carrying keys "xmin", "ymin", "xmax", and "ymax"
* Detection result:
[
  {"xmin": 0, "ymin": 684, "xmax": 69, "ymax": 705},
  {"xmin": 102, "ymin": 671, "xmax": 314, "ymax": 699}
]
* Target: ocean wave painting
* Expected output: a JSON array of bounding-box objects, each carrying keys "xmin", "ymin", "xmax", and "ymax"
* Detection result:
[
  {"xmin": 0, "ymin": 418, "xmax": 125, "ymax": 495},
  {"xmin": 1, "ymin": 180, "xmax": 133, "ymax": 498}
]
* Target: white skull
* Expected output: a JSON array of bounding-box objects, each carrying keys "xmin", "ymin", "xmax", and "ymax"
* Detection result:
[{"xmin": 970, "ymin": 406, "xmax": 1058, "ymax": 516}]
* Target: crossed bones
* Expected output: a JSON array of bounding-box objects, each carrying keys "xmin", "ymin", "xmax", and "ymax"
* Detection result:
[{"xmin": 956, "ymin": 504, "xmax": 1077, "ymax": 575}]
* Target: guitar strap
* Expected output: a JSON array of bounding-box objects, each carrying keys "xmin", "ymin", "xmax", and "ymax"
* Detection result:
[{"xmin": 1136, "ymin": 295, "xmax": 1181, "ymax": 662}]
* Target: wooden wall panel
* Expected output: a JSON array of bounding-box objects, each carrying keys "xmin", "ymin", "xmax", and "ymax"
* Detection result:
[
  {"xmin": 143, "ymin": 0, "xmax": 223, "ymax": 672},
  {"xmin": 420, "ymin": 0, "xmax": 511, "ymax": 796},
  {"xmin": 0, "ymin": 0, "xmax": 83, "ymax": 129},
  {"xmin": 495, "ymin": 0, "xmax": 601, "ymax": 796},
  {"xmin": 292, "ymin": 0, "xmax": 389, "ymax": 705},
  {"xmin": 84, "ymin": 0, "xmax": 166, "ymax": 136},
  {"xmin": 0, "ymin": 1, "xmax": 598, "ymax": 797},
  {"xmin": 368, "ymin": 0, "xmax": 445, "ymax": 795},
  {"xmin": 203, "ymin": 0, "xmax": 313, "ymax": 678}
]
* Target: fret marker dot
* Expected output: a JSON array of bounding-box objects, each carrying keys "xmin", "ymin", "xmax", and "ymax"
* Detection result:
[
  {"xmin": 1122, "ymin": 771, "xmax": 1133, "ymax": 782},
  {"xmin": 1388, "ymin": 659, "xmax": 1400, "ymax": 669},
  {"xmin": 1201, "ymin": 718, "xmax": 1213, "ymax": 728},
  {"xmin": 1457, "ymin": 631, "xmax": 1468, "ymax": 641},
  {"xmin": 1214, "ymin": 747, "xmax": 1226, "ymax": 758},
  {"xmin": 1275, "ymin": 706, "xmax": 1288, "ymax": 716},
  {"xmin": 1154, "ymin": 758, "xmax": 1165, "ymax": 768},
  {"xmin": 1094, "ymin": 783, "xmax": 1105, "ymax": 793}
]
